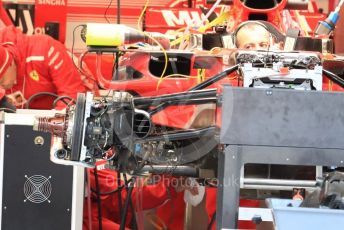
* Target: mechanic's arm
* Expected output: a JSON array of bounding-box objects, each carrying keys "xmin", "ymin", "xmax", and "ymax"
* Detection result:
[{"xmin": 46, "ymin": 38, "xmax": 87, "ymax": 108}]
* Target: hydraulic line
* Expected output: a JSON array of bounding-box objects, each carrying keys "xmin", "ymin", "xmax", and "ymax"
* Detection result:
[
  {"xmin": 323, "ymin": 69, "xmax": 344, "ymax": 89},
  {"xmin": 148, "ymin": 65, "xmax": 239, "ymax": 115},
  {"xmin": 133, "ymin": 89, "xmax": 217, "ymax": 106}
]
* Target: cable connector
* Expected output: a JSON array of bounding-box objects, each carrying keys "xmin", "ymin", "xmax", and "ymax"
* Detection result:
[
  {"xmin": 315, "ymin": 0, "xmax": 344, "ymax": 36},
  {"xmin": 315, "ymin": 12, "xmax": 340, "ymax": 35}
]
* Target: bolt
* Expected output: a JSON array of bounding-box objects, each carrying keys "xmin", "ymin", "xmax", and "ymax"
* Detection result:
[
  {"xmin": 67, "ymin": 208, "xmax": 70, "ymax": 212},
  {"xmin": 34, "ymin": 136, "xmax": 44, "ymax": 146},
  {"xmin": 55, "ymin": 149, "xmax": 67, "ymax": 159},
  {"xmin": 6, "ymin": 134, "xmax": 9, "ymax": 138}
]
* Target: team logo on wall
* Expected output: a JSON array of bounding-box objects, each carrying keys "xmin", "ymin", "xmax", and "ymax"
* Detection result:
[
  {"xmin": 37, "ymin": 0, "xmax": 66, "ymax": 6},
  {"xmin": 24, "ymin": 175, "xmax": 52, "ymax": 204},
  {"xmin": 3, "ymin": 3, "xmax": 35, "ymax": 35}
]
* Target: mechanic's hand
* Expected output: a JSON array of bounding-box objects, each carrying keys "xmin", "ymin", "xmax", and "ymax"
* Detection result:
[{"xmin": 6, "ymin": 91, "xmax": 26, "ymax": 107}]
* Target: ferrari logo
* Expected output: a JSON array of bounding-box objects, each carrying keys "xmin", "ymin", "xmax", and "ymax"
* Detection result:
[{"xmin": 29, "ymin": 70, "xmax": 39, "ymax": 81}]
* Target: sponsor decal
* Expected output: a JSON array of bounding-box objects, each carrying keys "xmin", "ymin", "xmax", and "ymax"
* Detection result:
[
  {"xmin": 38, "ymin": 0, "xmax": 66, "ymax": 6},
  {"xmin": 161, "ymin": 10, "xmax": 202, "ymax": 27},
  {"xmin": 3, "ymin": 4, "xmax": 34, "ymax": 34}
]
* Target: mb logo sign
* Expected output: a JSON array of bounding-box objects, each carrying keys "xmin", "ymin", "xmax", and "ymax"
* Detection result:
[
  {"xmin": 3, "ymin": 3, "xmax": 35, "ymax": 35},
  {"xmin": 161, "ymin": 9, "xmax": 204, "ymax": 27}
]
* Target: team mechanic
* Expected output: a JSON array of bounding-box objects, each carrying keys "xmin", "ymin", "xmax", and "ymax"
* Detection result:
[{"xmin": 0, "ymin": 25, "xmax": 87, "ymax": 109}]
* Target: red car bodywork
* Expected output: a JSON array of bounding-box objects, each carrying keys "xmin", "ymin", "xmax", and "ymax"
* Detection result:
[{"xmin": 82, "ymin": 50, "xmax": 238, "ymax": 129}]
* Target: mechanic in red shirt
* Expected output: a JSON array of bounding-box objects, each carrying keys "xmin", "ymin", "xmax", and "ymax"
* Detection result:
[
  {"xmin": 0, "ymin": 25, "xmax": 87, "ymax": 109},
  {"xmin": 83, "ymin": 169, "xmax": 186, "ymax": 230}
]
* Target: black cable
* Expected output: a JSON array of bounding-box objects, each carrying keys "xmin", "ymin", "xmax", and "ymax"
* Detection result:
[
  {"xmin": 113, "ymin": 51, "xmax": 120, "ymax": 80},
  {"xmin": 72, "ymin": 24, "xmax": 101, "ymax": 90},
  {"xmin": 0, "ymin": 108, "xmax": 16, "ymax": 113},
  {"xmin": 148, "ymin": 65, "xmax": 239, "ymax": 115},
  {"xmin": 117, "ymin": 172, "xmax": 123, "ymax": 220},
  {"xmin": 71, "ymin": 24, "xmax": 102, "ymax": 90},
  {"xmin": 146, "ymin": 97, "xmax": 217, "ymax": 115},
  {"xmin": 123, "ymin": 173, "xmax": 128, "ymax": 184},
  {"xmin": 136, "ymin": 126, "xmax": 216, "ymax": 143},
  {"xmin": 123, "ymin": 174, "xmax": 137, "ymax": 230},
  {"xmin": 78, "ymin": 51, "xmax": 99, "ymax": 84},
  {"xmin": 52, "ymin": 96, "xmax": 75, "ymax": 109},
  {"xmin": 117, "ymin": 0, "xmax": 120, "ymax": 24},
  {"xmin": 78, "ymin": 50, "xmax": 89, "ymax": 70},
  {"xmin": 168, "ymin": 97, "xmax": 217, "ymax": 105},
  {"xmin": 104, "ymin": 0, "xmax": 114, "ymax": 23},
  {"xmin": 190, "ymin": 65, "xmax": 239, "ymax": 91},
  {"xmin": 134, "ymin": 89, "xmax": 217, "ymax": 106},
  {"xmin": 71, "ymin": 24, "xmax": 86, "ymax": 70},
  {"xmin": 138, "ymin": 165, "xmax": 198, "ymax": 177},
  {"xmin": 70, "ymin": 37, "xmax": 102, "ymax": 97},
  {"xmin": 93, "ymin": 168, "xmax": 103, "ymax": 230},
  {"xmin": 188, "ymin": 0, "xmax": 192, "ymax": 8},
  {"xmin": 323, "ymin": 69, "xmax": 344, "ymax": 89},
  {"xmin": 119, "ymin": 177, "xmax": 136, "ymax": 230},
  {"xmin": 25, "ymin": 92, "xmax": 59, "ymax": 109},
  {"xmin": 90, "ymin": 186, "xmax": 123, "ymax": 195},
  {"xmin": 207, "ymin": 211, "xmax": 216, "ymax": 230}
]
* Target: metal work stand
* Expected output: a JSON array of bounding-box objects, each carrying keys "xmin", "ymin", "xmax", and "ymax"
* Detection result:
[
  {"xmin": 217, "ymin": 86, "xmax": 344, "ymax": 229},
  {"xmin": 0, "ymin": 111, "xmax": 84, "ymax": 230}
]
